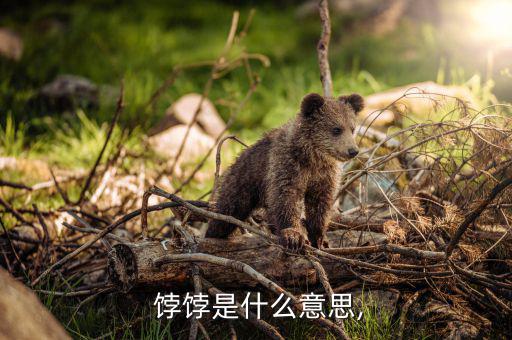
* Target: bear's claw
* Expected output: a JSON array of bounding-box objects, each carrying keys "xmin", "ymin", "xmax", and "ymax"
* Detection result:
[{"xmin": 279, "ymin": 227, "xmax": 310, "ymax": 251}]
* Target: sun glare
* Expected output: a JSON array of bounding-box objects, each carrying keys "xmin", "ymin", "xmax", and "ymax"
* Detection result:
[{"xmin": 472, "ymin": 0, "xmax": 512, "ymax": 44}]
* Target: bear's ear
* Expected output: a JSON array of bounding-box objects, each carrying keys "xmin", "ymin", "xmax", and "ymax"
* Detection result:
[
  {"xmin": 339, "ymin": 93, "xmax": 364, "ymax": 114},
  {"xmin": 301, "ymin": 93, "xmax": 324, "ymax": 117}
]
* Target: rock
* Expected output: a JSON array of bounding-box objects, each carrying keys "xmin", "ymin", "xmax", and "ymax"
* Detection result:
[
  {"xmin": 0, "ymin": 28, "xmax": 23, "ymax": 61},
  {"xmin": 151, "ymin": 93, "xmax": 226, "ymax": 138},
  {"xmin": 37, "ymin": 75, "xmax": 99, "ymax": 111},
  {"xmin": 148, "ymin": 124, "xmax": 215, "ymax": 170},
  {"xmin": 0, "ymin": 268, "xmax": 70, "ymax": 340},
  {"xmin": 359, "ymin": 108, "xmax": 395, "ymax": 127},
  {"xmin": 360, "ymin": 81, "xmax": 477, "ymax": 128}
]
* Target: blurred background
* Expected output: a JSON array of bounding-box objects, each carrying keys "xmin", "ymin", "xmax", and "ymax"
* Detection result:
[{"xmin": 1, "ymin": 0, "xmax": 511, "ymax": 187}]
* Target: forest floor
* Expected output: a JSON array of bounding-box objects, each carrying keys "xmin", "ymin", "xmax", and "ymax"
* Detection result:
[{"xmin": 1, "ymin": 1, "xmax": 512, "ymax": 339}]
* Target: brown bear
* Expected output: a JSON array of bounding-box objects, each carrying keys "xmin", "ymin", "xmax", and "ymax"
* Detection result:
[{"xmin": 206, "ymin": 93, "xmax": 364, "ymax": 249}]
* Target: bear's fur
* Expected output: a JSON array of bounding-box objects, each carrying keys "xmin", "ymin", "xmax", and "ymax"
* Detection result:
[{"xmin": 206, "ymin": 93, "xmax": 364, "ymax": 249}]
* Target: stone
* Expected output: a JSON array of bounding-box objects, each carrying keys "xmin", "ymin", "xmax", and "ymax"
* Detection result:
[
  {"xmin": 0, "ymin": 28, "xmax": 23, "ymax": 61},
  {"xmin": 0, "ymin": 268, "xmax": 70, "ymax": 340},
  {"xmin": 152, "ymin": 93, "xmax": 226, "ymax": 138},
  {"xmin": 359, "ymin": 81, "xmax": 477, "ymax": 128},
  {"xmin": 37, "ymin": 75, "xmax": 99, "ymax": 111},
  {"xmin": 148, "ymin": 124, "xmax": 215, "ymax": 169}
]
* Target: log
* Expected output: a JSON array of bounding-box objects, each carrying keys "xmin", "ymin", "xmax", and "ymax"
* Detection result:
[
  {"xmin": 0, "ymin": 268, "xmax": 70, "ymax": 340},
  {"xmin": 108, "ymin": 230, "xmax": 386, "ymax": 291}
]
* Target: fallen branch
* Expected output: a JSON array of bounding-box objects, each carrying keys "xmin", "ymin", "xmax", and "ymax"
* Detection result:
[
  {"xmin": 445, "ymin": 176, "xmax": 512, "ymax": 258},
  {"xmin": 107, "ymin": 232, "xmax": 354, "ymax": 290},
  {"xmin": 202, "ymin": 278, "xmax": 285, "ymax": 340},
  {"xmin": 317, "ymin": 0, "xmax": 333, "ymax": 96},
  {"xmin": 31, "ymin": 199, "xmax": 205, "ymax": 286},
  {"xmin": 153, "ymin": 252, "xmax": 348, "ymax": 338},
  {"xmin": 76, "ymin": 81, "xmax": 124, "ymax": 205},
  {"xmin": 0, "ymin": 179, "xmax": 32, "ymax": 191}
]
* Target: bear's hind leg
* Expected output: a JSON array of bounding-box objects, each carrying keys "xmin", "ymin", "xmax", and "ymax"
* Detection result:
[{"xmin": 205, "ymin": 188, "xmax": 258, "ymax": 238}]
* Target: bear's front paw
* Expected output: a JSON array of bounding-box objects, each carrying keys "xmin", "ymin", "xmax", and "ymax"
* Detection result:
[{"xmin": 279, "ymin": 228, "xmax": 310, "ymax": 251}]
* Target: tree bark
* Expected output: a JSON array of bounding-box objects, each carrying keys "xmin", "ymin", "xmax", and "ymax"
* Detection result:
[{"xmin": 108, "ymin": 230, "xmax": 385, "ymax": 291}]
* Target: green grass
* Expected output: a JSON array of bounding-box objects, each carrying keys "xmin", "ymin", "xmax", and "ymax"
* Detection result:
[
  {"xmin": 39, "ymin": 287, "xmax": 422, "ymax": 340},
  {"xmin": 0, "ymin": 113, "xmax": 28, "ymax": 157},
  {"xmin": 344, "ymin": 292, "xmax": 398, "ymax": 340},
  {"xmin": 2, "ymin": 1, "xmax": 511, "ymax": 339},
  {"xmin": 0, "ymin": 0, "xmax": 459, "ymax": 133}
]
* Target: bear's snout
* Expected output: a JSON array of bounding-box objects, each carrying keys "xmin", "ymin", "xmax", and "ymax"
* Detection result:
[{"xmin": 348, "ymin": 148, "xmax": 359, "ymax": 158}]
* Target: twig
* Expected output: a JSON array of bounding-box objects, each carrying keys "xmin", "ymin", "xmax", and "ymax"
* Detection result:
[
  {"xmin": 449, "ymin": 261, "xmax": 512, "ymax": 290},
  {"xmin": 197, "ymin": 321, "xmax": 211, "ymax": 340},
  {"xmin": 62, "ymin": 222, "xmax": 125, "ymax": 244},
  {"xmin": 0, "ymin": 179, "xmax": 32, "ymax": 191},
  {"xmin": 67, "ymin": 287, "xmax": 114, "ymax": 327},
  {"xmin": 484, "ymin": 288, "xmax": 512, "ymax": 314},
  {"xmin": 49, "ymin": 166, "xmax": 71, "ymax": 205},
  {"xmin": 66, "ymin": 211, "xmax": 112, "ymax": 250},
  {"xmin": 35, "ymin": 286, "xmax": 113, "ymax": 297},
  {"xmin": 317, "ymin": 0, "xmax": 333, "ymax": 96},
  {"xmin": 0, "ymin": 196, "xmax": 32, "ymax": 227},
  {"xmin": 141, "ymin": 189, "xmax": 152, "ymax": 239},
  {"xmin": 445, "ymin": 176, "xmax": 512, "ymax": 258},
  {"xmin": 156, "ymin": 253, "xmax": 347, "ymax": 339},
  {"xmin": 308, "ymin": 256, "xmax": 348, "ymax": 334},
  {"xmin": 397, "ymin": 290, "xmax": 425, "ymax": 340},
  {"xmin": 76, "ymin": 81, "xmax": 124, "ymax": 205},
  {"xmin": 149, "ymin": 186, "xmax": 271, "ymax": 239},
  {"xmin": 213, "ymin": 135, "xmax": 247, "ymax": 195},
  {"xmin": 201, "ymin": 278, "xmax": 284, "ymax": 340},
  {"xmin": 0, "ymin": 217, "xmax": 28, "ymax": 274},
  {"xmin": 332, "ymin": 279, "xmax": 360, "ymax": 293},
  {"xmin": 33, "ymin": 204, "xmax": 50, "ymax": 247},
  {"xmin": 167, "ymin": 12, "xmax": 240, "ymax": 179},
  {"xmin": 31, "ymin": 199, "xmax": 206, "ymax": 286},
  {"xmin": 188, "ymin": 265, "xmax": 202, "ymax": 340},
  {"xmin": 327, "ymin": 244, "xmax": 444, "ymax": 260},
  {"xmin": 151, "ymin": 186, "xmax": 453, "ymax": 278},
  {"xmin": 174, "ymin": 80, "xmax": 256, "ymax": 195}
]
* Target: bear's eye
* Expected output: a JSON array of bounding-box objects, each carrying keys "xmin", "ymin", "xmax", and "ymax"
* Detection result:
[{"xmin": 332, "ymin": 127, "xmax": 343, "ymax": 136}]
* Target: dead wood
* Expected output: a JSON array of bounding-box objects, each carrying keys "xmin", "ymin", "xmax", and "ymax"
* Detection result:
[
  {"xmin": 107, "ymin": 230, "xmax": 363, "ymax": 291},
  {"xmin": 76, "ymin": 81, "xmax": 124, "ymax": 205},
  {"xmin": 202, "ymin": 278, "xmax": 285, "ymax": 340},
  {"xmin": 0, "ymin": 179, "xmax": 32, "ymax": 191},
  {"xmin": 317, "ymin": 0, "xmax": 333, "ymax": 96},
  {"xmin": 1, "ymin": 5, "xmax": 512, "ymax": 340},
  {"xmin": 445, "ymin": 176, "xmax": 512, "ymax": 258}
]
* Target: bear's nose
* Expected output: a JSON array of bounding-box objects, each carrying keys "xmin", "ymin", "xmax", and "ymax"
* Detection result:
[{"xmin": 348, "ymin": 148, "xmax": 359, "ymax": 158}]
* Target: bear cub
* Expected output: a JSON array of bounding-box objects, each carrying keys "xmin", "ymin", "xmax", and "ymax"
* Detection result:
[{"xmin": 206, "ymin": 93, "xmax": 364, "ymax": 249}]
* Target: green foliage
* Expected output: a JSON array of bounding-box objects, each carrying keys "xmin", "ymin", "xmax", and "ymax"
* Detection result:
[
  {"xmin": 1, "ymin": 1, "xmax": 509, "ymax": 339},
  {"xmin": 0, "ymin": 113, "xmax": 27, "ymax": 156},
  {"xmin": 343, "ymin": 293, "xmax": 398, "ymax": 340},
  {"xmin": 0, "ymin": 0, "xmax": 460, "ymax": 135},
  {"xmin": 35, "ymin": 110, "xmax": 141, "ymax": 169}
]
